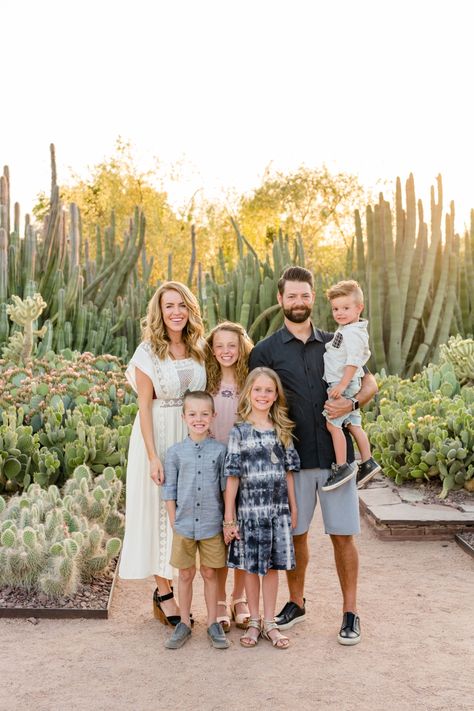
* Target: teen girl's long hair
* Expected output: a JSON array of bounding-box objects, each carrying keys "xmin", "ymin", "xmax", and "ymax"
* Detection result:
[
  {"xmin": 205, "ymin": 321, "xmax": 253, "ymax": 394},
  {"xmin": 141, "ymin": 281, "xmax": 205, "ymax": 362},
  {"xmin": 237, "ymin": 367, "xmax": 295, "ymax": 447}
]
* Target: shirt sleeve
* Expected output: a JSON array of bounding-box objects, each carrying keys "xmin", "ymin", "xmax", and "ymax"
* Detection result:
[
  {"xmin": 224, "ymin": 425, "xmax": 242, "ymax": 478},
  {"xmin": 284, "ymin": 442, "xmax": 301, "ymax": 473},
  {"xmin": 161, "ymin": 446, "xmax": 179, "ymax": 500},
  {"xmin": 344, "ymin": 328, "xmax": 371, "ymax": 368}
]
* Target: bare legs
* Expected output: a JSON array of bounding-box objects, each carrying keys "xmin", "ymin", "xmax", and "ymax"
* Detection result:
[
  {"xmin": 154, "ymin": 575, "xmax": 179, "ymax": 616},
  {"xmin": 216, "ymin": 567, "xmax": 249, "ymax": 618},
  {"xmin": 346, "ymin": 424, "xmax": 371, "ymax": 462},
  {"xmin": 286, "ymin": 532, "xmax": 308, "ymax": 608},
  {"xmin": 285, "ymin": 531, "xmax": 359, "ymax": 613},
  {"xmin": 178, "ymin": 565, "xmax": 218, "ymax": 627}
]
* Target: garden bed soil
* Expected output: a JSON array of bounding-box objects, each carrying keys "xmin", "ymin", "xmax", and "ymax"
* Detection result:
[{"xmin": 0, "ymin": 559, "xmax": 118, "ymax": 619}]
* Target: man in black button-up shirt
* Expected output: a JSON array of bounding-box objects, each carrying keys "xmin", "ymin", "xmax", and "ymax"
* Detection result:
[{"xmin": 249, "ymin": 266, "xmax": 377, "ymax": 644}]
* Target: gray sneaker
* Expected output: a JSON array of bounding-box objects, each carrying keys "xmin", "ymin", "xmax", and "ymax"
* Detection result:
[
  {"xmin": 164, "ymin": 622, "xmax": 192, "ymax": 649},
  {"xmin": 322, "ymin": 463, "xmax": 356, "ymax": 492},
  {"xmin": 207, "ymin": 622, "xmax": 230, "ymax": 649}
]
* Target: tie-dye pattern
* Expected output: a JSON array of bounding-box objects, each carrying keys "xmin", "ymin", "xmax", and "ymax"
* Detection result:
[{"xmin": 224, "ymin": 422, "xmax": 300, "ymax": 575}]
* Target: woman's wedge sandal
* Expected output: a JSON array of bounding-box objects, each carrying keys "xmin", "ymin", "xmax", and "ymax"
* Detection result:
[
  {"xmin": 262, "ymin": 619, "xmax": 290, "ymax": 649},
  {"xmin": 217, "ymin": 600, "xmax": 231, "ymax": 632},
  {"xmin": 153, "ymin": 588, "xmax": 181, "ymax": 627},
  {"xmin": 230, "ymin": 596, "xmax": 250, "ymax": 629},
  {"xmin": 239, "ymin": 617, "xmax": 261, "ymax": 647}
]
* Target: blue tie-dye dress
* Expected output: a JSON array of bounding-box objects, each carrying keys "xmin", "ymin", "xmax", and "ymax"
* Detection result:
[{"xmin": 224, "ymin": 422, "xmax": 300, "ymax": 576}]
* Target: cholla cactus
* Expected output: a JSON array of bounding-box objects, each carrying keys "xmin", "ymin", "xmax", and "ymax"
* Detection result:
[
  {"xmin": 3, "ymin": 293, "xmax": 47, "ymax": 363},
  {"xmin": 0, "ymin": 465, "xmax": 123, "ymax": 598}
]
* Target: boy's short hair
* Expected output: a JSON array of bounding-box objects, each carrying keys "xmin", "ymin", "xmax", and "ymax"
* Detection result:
[
  {"xmin": 277, "ymin": 266, "xmax": 314, "ymax": 295},
  {"xmin": 326, "ymin": 280, "xmax": 364, "ymax": 305},
  {"xmin": 182, "ymin": 390, "xmax": 215, "ymax": 412}
]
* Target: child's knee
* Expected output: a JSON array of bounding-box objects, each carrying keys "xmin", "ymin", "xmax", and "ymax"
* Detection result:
[
  {"xmin": 179, "ymin": 566, "xmax": 196, "ymax": 583},
  {"xmin": 200, "ymin": 565, "xmax": 216, "ymax": 581}
]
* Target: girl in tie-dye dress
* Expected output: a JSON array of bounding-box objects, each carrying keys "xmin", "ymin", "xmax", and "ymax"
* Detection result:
[{"xmin": 223, "ymin": 367, "xmax": 300, "ymax": 650}]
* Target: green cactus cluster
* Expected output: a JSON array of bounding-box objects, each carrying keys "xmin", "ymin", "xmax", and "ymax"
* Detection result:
[
  {"xmin": 438, "ymin": 334, "xmax": 474, "ymax": 386},
  {"xmin": 351, "ymin": 176, "xmax": 474, "ymax": 376},
  {"xmin": 200, "ymin": 224, "xmax": 337, "ymax": 340},
  {"xmin": 0, "ymin": 146, "xmax": 153, "ymax": 361},
  {"xmin": 365, "ymin": 353, "xmax": 474, "ymax": 498},
  {"xmin": 0, "ymin": 350, "xmax": 135, "ymax": 494},
  {"xmin": 0, "ymin": 464, "xmax": 123, "ymax": 598}
]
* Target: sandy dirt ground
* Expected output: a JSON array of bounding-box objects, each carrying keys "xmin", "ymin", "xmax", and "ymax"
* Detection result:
[{"xmin": 2, "ymin": 507, "xmax": 473, "ymax": 711}]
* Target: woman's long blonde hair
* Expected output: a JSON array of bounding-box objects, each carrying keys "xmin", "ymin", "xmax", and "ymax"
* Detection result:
[
  {"xmin": 205, "ymin": 321, "xmax": 253, "ymax": 394},
  {"xmin": 237, "ymin": 367, "xmax": 295, "ymax": 447},
  {"xmin": 141, "ymin": 281, "xmax": 205, "ymax": 362}
]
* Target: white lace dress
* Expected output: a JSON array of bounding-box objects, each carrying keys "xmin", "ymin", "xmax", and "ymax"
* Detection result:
[{"xmin": 119, "ymin": 341, "xmax": 206, "ymax": 579}]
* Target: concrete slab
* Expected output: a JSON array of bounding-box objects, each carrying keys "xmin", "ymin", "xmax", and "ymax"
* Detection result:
[
  {"xmin": 368, "ymin": 502, "xmax": 474, "ymax": 524},
  {"xmin": 397, "ymin": 487, "xmax": 426, "ymax": 503},
  {"xmin": 358, "ymin": 488, "xmax": 401, "ymax": 506}
]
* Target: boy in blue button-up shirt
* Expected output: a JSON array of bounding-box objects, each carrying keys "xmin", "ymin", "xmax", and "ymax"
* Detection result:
[{"xmin": 162, "ymin": 390, "xmax": 229, "ymax": 650}]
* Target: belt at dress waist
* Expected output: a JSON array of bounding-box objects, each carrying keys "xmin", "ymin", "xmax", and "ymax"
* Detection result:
[{"xmin": 152, "ymin": 397, "xmax": 184, "ymax": 408}]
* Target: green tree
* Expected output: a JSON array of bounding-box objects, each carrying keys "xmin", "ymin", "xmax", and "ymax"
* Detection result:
[{"xmin": 236, "ymin": 165, "xmax": 365, "ymax": 269}]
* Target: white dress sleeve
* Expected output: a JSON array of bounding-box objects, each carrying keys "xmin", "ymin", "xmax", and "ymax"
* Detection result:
[{"xmin": 125, "ymin": 342, "xmax": 156, "ymax": 394}]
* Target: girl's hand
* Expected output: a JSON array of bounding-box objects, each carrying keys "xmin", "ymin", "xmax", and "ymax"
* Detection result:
[
  {"xmin": 223, "ymin": 523, "xmax": 239, "ymax": 545},
  {"xmin": 291, "ymin": 507, "xmax": 298, "ymax": 530},
  {"xmin": 149, "ymin": 457, "xmax": 164, "ymax": 486},
  {"xmin": 328, "ymin": 384, "xmax": 344, "ymax": 399}
]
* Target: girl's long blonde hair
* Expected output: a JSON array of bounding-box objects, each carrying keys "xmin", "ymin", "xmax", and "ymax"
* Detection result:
[
  {"xmin": 141, "ymin": 281, "xmax": 205, "ymax": 362},
  {"xmin": 205, "ymin": 321, "xmax": 253, "ymax": 394},
  {"xmin": 237, "ymin": 367, "xmax": 295, "ymax": 447}
]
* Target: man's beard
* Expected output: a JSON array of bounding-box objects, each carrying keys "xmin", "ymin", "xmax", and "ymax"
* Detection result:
[{"xmin": 283, "ymin": 306, "xmax": 312, "ymax": 323}]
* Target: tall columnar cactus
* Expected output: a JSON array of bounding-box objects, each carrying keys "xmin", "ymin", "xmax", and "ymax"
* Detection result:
[
  {"xmin": 2, "ymin": 293, "xmax": 47, "ymax": 363},
  {"xmin": 354, "ymin": 174, "xmax": 473, "ymax": 376}
]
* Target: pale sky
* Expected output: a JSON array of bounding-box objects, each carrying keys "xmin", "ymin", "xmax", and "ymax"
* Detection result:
[{"xmin": 2, "ymin": 0, "xmax": 474, "ymax": 230}]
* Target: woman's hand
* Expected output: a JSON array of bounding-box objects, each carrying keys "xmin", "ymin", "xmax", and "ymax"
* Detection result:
[{"xmin": 149, "ymin": 457, "xmax": 164, "ymax": 486}]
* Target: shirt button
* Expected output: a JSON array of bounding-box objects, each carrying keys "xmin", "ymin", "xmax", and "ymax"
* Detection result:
[
  {"xmin": 195, "ymin": 518, "xmax": 199, "ymax": 522},
  {"xmin": 198, "ymin": 471, "xmax": 201, "ymax": 474},
  {"xmin": 197, "ymin": 503, "xmax": 200, "ymax": 506},
  {"xmin": 198, "ymin": 455, "xmax": 201, "ymax": 458},
  {"xmin": 197, "ymin": 487, "xmax": 201, "ymax": 491}
]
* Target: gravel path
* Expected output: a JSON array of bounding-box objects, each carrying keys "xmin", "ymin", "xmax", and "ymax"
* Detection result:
[{"xmin": 2, "ymin": 508, "xmax": 472, "ymax": 711}]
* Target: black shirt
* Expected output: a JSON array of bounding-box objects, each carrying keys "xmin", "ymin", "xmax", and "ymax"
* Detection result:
[{"xmin": 249, "ymin": 324, "xmax": 355, "ymax": 470}]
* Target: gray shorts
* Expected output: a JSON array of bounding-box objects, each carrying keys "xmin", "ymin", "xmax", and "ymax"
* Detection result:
[
  {"xmin": 292, "ymin": 466, "xmax": 360, "ymax": 536},
  {"xmin": 324, "ymin": 380, "xmax": 362, "ymax": 429}
]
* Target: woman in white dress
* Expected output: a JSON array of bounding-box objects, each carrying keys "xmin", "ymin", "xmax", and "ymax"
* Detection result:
[{"xmin": 119, "ymin": 281, "xmax": 206, "ymax": 624}]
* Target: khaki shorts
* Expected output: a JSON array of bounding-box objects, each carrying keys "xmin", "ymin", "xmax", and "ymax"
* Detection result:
[{"xmin": 170, "ymin": 531, "xmax": 226, "ymax": 569}]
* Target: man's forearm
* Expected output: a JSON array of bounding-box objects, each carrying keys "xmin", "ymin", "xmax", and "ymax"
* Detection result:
[{"xmin": 356, "ymin": 373, "xmax": 378, "ymax": 406}]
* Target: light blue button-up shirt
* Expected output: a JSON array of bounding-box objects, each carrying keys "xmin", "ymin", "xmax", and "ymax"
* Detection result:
[{"xmin": 162, "ymin": 436, "xmax": 227, "ymax": 540}]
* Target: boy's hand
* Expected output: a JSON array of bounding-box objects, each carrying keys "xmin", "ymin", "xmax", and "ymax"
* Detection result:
[
  {"xmin": 328, "ymin": 384, "xmax": 344, "ymax": 399},
  {"xmin": 149, "ymin": 457, "xmax": 164, "ymax": 486},
  {"xmin": 223, "ymin": 523, "xmax": 239, "ymax": 545}
]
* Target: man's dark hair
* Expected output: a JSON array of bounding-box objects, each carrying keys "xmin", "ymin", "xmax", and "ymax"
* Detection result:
[
  {"xmin": 277, "ymin": 266, "xmax": 314, "ymax": 295},
  {"xmin": 182, "ymin": 390, "xmax": 215, "ymax": 412}
]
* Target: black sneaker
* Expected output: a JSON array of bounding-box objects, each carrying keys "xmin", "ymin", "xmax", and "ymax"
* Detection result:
[
  {"xmin": 322, "ymin": 463, "xmax": 356, "ymax": 492},
  {"xmin": 356, "ymin": 458, "xmax": 381, "ymax": 488},
  {"xmin": 337, "ymin": 611, "xmax": 361, "ymax": 646},
  {"xmin": 274, "ymin": 599, "xmax": 306, "ymax": 630}
]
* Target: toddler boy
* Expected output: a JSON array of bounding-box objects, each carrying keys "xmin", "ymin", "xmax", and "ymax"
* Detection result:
[
  {"xmin": 162, "ymin": 390, "xmax": 230, "ymax": 650},
  {"xmin": 322, "ymin": 280, "xmax": 380, "ymax": 491}
]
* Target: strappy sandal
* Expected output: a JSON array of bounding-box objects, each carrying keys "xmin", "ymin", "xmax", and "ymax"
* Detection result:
[
  {"xmin": 239, "ymin": 617, "xmax": 261, "ymax": 648},
  {"xmin": 153, "ymin": 588, "xmax": 181, "ymax": 627},
  {"xmin": 230, "ymin": 596, "xmax": 250, "ymax": 629},
  {"xmin": 262, "ymin": 619, "xmax": 290, "ymax": 649},
  {"xmin": 217, "ymin": 600, "xmax": 231, "ymax": 632}
]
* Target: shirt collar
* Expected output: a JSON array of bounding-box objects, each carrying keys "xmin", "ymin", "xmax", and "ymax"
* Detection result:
[{"xmin": 281, "ymin": 323, "xmax": 325, "ymax": 343}]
